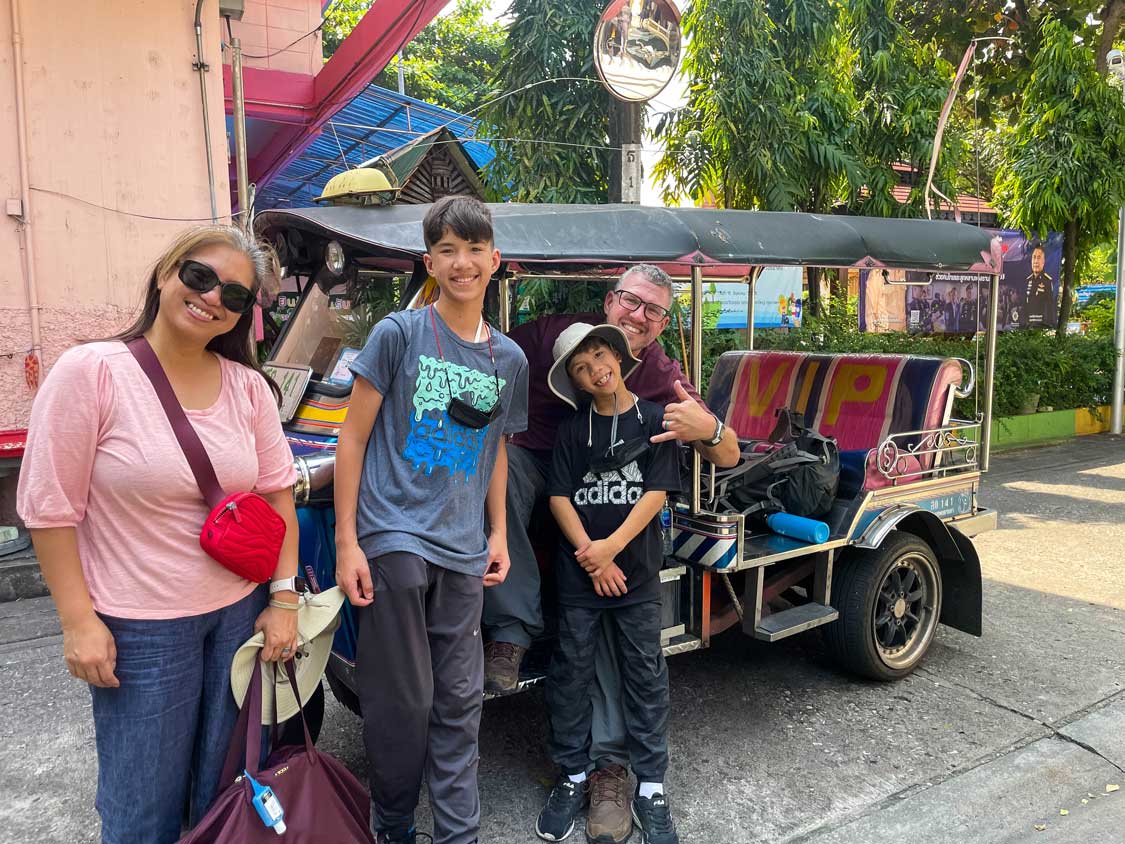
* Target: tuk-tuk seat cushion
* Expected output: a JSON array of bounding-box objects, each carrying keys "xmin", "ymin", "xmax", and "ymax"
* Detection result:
[{"xmin": 707, "ymin": 350, "xmax": 962, "ymax": 489}]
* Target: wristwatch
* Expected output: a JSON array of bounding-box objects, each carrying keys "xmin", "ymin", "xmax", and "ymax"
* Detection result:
[
  {"xmin": 269, "ymin": 575, "xmax": 307, "ymax": 595},
  {"xmin": 702, "ymin": 416, "xmax": 725, "ymax": 447}
]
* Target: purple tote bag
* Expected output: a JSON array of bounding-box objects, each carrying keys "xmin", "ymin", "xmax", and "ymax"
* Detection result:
[{"xmin": 180, "ymin": 660, "xmax": 375, "ymax": 843}]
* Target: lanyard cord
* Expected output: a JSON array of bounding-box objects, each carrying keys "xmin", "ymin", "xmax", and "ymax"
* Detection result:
[
  {"xmin": 587, "ymin": 391, "xmax": 643, "ymax": 448},
  {"xmin": 429, "ymin": 304, "xmax": 499, "ymax": 405}
]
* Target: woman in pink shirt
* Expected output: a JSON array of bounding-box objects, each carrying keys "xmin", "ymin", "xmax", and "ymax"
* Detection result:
[{"xmin": 17, "ymin": 225, "xmax": 300, "ymax": 844}]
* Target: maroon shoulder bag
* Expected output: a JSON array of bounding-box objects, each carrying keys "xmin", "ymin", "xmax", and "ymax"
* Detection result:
[
  {"xmin": 180, "ymin": 660, "xmax": 375, "ymax": 843},
  {"xmin": 127, "ymin": 337, "xmax": 285, "ymax": 583}
]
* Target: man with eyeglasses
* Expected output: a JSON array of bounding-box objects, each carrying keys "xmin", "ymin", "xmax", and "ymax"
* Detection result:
[{"xmin": 484, "ymin": 264, "xmax": 738, "ymax": 844}]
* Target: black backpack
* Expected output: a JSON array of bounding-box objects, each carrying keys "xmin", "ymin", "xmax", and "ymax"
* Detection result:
[{"xmin": 714, "ymin": 408, "xmax": 840, "ymax": 519}]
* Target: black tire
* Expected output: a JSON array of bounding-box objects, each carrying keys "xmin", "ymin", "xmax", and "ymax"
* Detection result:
[
  {"xmin": 824, "ymin": 531, "xmax": 943, "ymax": 681},
  {"xmin": 278, "ymin": 680, "xmax": 325, "ymax": 746}
]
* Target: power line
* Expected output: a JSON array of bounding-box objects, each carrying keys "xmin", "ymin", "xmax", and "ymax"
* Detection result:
[
  {"xmin": 235, "ymin": 0, "xmax": 344, "ymax": 60},
  {"xmin": 30, "ymin": 187, "xmax": 235, "ymax": 223}
]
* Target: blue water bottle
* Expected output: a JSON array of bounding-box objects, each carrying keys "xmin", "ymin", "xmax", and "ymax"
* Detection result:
[
  {"xmin": 245, "ymin": 770, "xmax": 286, "ymax": 835},
  {"xmin": 660, "ymin": 503, "xmax": 675, "ymax": 558}
]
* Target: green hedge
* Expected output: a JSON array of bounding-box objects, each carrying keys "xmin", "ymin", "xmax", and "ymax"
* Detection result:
[{"xmin": 693, "ymin": 310, "xmax": 1116, "ymax": 419}]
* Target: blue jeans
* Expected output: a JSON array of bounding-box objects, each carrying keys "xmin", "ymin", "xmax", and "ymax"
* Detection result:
[{"xmin": 91, "ymin": 586, "xmax": 267, "ymax": 844}]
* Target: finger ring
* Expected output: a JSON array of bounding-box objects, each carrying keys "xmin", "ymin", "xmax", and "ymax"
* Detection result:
[
  {"xmin": 281, "ymin": 647, "xmax": 291, "ymax": 654},
  {"xmin": 662, "ymin": 419, "xmax": 669, "ymax": 430}
]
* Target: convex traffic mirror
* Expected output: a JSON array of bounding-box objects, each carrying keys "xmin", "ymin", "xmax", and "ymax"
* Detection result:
[{"xmin": 593, "ymin": 0, "xmax": 682, "ymax": 103}]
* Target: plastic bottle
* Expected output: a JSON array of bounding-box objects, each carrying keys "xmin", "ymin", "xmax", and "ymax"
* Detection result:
[
  {"xmin": 245, "ymin": 770, "xmax": 286, "ymax": 835},
  {"xmin": 660, "ymin": 503, "xmax": 675, "ymax": 557}
]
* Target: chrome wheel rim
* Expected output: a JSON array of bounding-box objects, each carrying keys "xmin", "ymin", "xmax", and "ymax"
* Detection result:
[{"xmin": 872, "ymin": 551, "xmax": 940, "ymax": 670}]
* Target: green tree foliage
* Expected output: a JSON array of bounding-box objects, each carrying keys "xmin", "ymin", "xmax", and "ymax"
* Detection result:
[
  {"xmin": 479, "ymin": 0, "xmax": 614, "ymax": 203},
  {"xmin": 653, "ymin": 0, "xmax": 807, "ymax": 210},
  {"xmin": 899, "ymin": 1, "xmax": 1125, "ymax": 121},
  {"xmin": 993, "ymin": 17, "xmax": 1125, "ymax": 329},
  {"xmin": 322, "ymin": 1, "xmax": 503, "ymax": 113},
  {"xmin": 322, "ymin": 0, "xmax": 372, "ymax": 59},
  {"xmin": 846, "ymin": 0, "xmax": 964, "ymax": 218},
  {"xmin": 657, "ymin": 0, "xmax": 960, "ymax": 218},
  {"xmin": 372, "ymin": 0, "xmax": 504, "ymax": 112}
]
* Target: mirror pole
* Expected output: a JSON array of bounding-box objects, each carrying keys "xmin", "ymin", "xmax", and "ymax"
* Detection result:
[
  {"xmin": 747, "ymin": 271, "xmax": 756, "ymax": 350},
  {"xmin": 609, "ymin": 100, "xmax": 643, "ymax": 203},
  {"xmin": 980, "ymin": 270, "xmax": 1000, "ymax": 472},
  {"xmin": 499, "ymin": 275, "xmax": 511, "ymax": 333},
  {"xmin": 691, "ymin": 264, "xmax": 703, "ymax": 513}
]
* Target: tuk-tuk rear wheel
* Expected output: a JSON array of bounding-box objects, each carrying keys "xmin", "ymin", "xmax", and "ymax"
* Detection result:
[{"xmin": 824, "ymin": 531, "xmax": 943, "ymax": 681}]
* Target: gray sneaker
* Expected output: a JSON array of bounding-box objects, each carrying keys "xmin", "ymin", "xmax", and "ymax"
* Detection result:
[{"xmin": 483, "ymin": 641, "xmax": 526, "ymax": 694}]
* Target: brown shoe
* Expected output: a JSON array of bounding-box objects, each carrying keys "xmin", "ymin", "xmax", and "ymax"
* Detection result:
[
  {"xmin": 585, "ymin": 764, "xmax": 632, "ymax": 844},
  {"xmin": 483, "ymin": 641, "xmax": 526, "ymax": 694}
]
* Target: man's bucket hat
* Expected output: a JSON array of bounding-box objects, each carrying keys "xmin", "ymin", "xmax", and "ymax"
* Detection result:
[
  {"xmin": 547, "ymin": 322, "xmax": 641, "ymax": 410},
  {"xmin": 230, "ymin": 587, "xmax": 345, "ymax": 723}
]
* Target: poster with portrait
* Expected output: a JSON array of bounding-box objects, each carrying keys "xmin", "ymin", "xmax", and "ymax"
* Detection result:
[
  {"xmin": 992, "ymin": 230, "xmax": 1063, "ymax": 330},
  {"xmin": 858, "ymin": 229, "xmax": 1063, "ymax": 334}
]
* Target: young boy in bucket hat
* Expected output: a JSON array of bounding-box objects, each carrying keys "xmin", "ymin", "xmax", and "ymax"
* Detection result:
[
  {"xmin": 334, "ymin": 195, "xmax": 529, "ymax": 844},
  {"xmin": 536, "ymin": 323, "xmax": 680, "ymax": 844}
]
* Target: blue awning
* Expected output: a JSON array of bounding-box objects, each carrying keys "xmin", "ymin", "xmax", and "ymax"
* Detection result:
[{"xmin": 253, "ymin": 85, "xmax": 494, "ymax": 211}]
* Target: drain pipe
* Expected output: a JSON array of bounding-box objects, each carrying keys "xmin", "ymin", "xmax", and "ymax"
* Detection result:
[
  {"xmin": 194, "ymin": 0, "xmax": 219, "ymax": 223},
  {"xmin": 9, "ymin": 0, "xmax": 42, "ymax": 381}
]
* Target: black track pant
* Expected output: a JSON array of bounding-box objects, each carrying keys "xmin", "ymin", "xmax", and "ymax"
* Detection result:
[
  {"xmin": 546, "ymin": 599, "xmax": 670, "ymax": 782},
  {"xmin": 355, "ymin": 552, "xmax": 484, "ymax": 844}
]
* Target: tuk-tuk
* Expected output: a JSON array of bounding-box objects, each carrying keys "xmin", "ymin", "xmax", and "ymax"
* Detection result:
[{"xmin": 254, "ymin": 202, "xmax": 1000, "ymax": 714}]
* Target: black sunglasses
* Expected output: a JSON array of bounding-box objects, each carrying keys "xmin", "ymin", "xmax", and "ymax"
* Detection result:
[
  {"xmin": 178, "ymin": 260, "xmax": 257, "ymax": 315},
  {"xmin": 448, "ymin": 389, "xmax": 502, "ymax": 430}
]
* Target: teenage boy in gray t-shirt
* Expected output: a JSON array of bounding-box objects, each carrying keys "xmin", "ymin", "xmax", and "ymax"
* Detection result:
[{"xmin": 334, "ymin": 196, "xmax": 529, "ymax": 844}]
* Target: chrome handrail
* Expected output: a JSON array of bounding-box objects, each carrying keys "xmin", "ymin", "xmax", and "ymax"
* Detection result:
[{"xmin": 868, "ymin": 421, "xmax": 981, "ymax": 484}]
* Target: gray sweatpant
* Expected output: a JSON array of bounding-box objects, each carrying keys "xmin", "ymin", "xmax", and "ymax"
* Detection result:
[{"xmin": 356, "ymin": 552, "xmax": 484, "ymax": 844}]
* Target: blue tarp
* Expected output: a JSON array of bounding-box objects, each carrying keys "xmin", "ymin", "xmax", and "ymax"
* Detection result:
[{"xmin": 253, "ymin": 85, "xmax": 493, "ymax": 211}]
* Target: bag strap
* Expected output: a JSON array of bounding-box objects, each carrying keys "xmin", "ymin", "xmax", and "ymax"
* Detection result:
[
  {"xmin": 219, "ymin": 658, "xmax": 317, "ymax": 788},
  {"xmin": 125, "ymin": 336, "xmax": 225, "ymax": 509}
]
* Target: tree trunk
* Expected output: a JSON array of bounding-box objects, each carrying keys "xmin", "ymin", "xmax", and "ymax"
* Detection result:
[
  {"xmin": 1097, "ymin": 0, "xmax": 1125, "ymax": 74},
  {"xmin": 1058, "ymin": 219, "xmax": 1079, "ymax": 332},
  {"xmin": 806, "ymin": 266, "xmax": 822, "ymax": 319},
  {"xmin": 829, "ymin": 268, "xmax": 846, "ymax": 301}
]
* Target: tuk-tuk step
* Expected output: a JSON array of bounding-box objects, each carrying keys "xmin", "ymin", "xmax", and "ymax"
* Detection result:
[{"xmin": 752, "ymin": 602, "xmax": 839, "ymax": 642}]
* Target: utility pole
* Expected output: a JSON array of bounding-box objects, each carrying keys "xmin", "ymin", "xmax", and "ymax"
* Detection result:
[
  {"xmin": 609, "ymin": 100, "xmax": 643, "ymax": 204},
  {"xmin": 1107, "ymin": 50, "xmax": 1125, "ymax": 435}
]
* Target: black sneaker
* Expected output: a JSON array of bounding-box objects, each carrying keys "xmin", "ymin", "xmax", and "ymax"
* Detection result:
[
  {"xmin": 631, "ymin": 791, "xmax": 679, "ymax": 844},
  {"xmin": 376, "ymin": 827, "xmax": 427, "ymax": 844},
  {"xmin": 535, "ymin": 776, "xmax": 588, "ymax": 841}
]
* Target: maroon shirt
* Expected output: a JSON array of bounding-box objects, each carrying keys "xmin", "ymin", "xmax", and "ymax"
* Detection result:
[{"xmin": 508, "ymin": 312, "xmax": 706, "ymax": 452}]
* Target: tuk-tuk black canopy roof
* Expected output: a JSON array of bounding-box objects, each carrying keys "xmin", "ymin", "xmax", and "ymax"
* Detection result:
[{"xmin": 256, "ymin": 202, "xmax": 998, "ymax": 273}]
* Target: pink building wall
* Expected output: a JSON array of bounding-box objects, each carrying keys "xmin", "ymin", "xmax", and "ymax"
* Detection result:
[
  {"xmin": 0, "ymin": 0, "xmax": 237, "ymax": 431},
  {"xmin": 0, "ymin": 0, "xmax": 247, "ymax": 520},
  {"xmin": 231, "ymin": 0, "xmax": 323, "ymax": 77}
]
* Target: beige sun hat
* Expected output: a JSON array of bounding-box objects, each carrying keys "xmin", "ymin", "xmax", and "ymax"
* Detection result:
[
  {"xmin": 230, "ymin": 587, "xmax": 345, "ymax": 723},
  {"xmin": 547, "ymin": 322, "xmax": 641, "ymax": 410}
]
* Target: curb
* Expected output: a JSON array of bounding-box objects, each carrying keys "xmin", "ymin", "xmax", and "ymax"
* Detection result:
[{"xmin": 0, "ymin": 552, "xmax": 46, "ymax": 603}]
